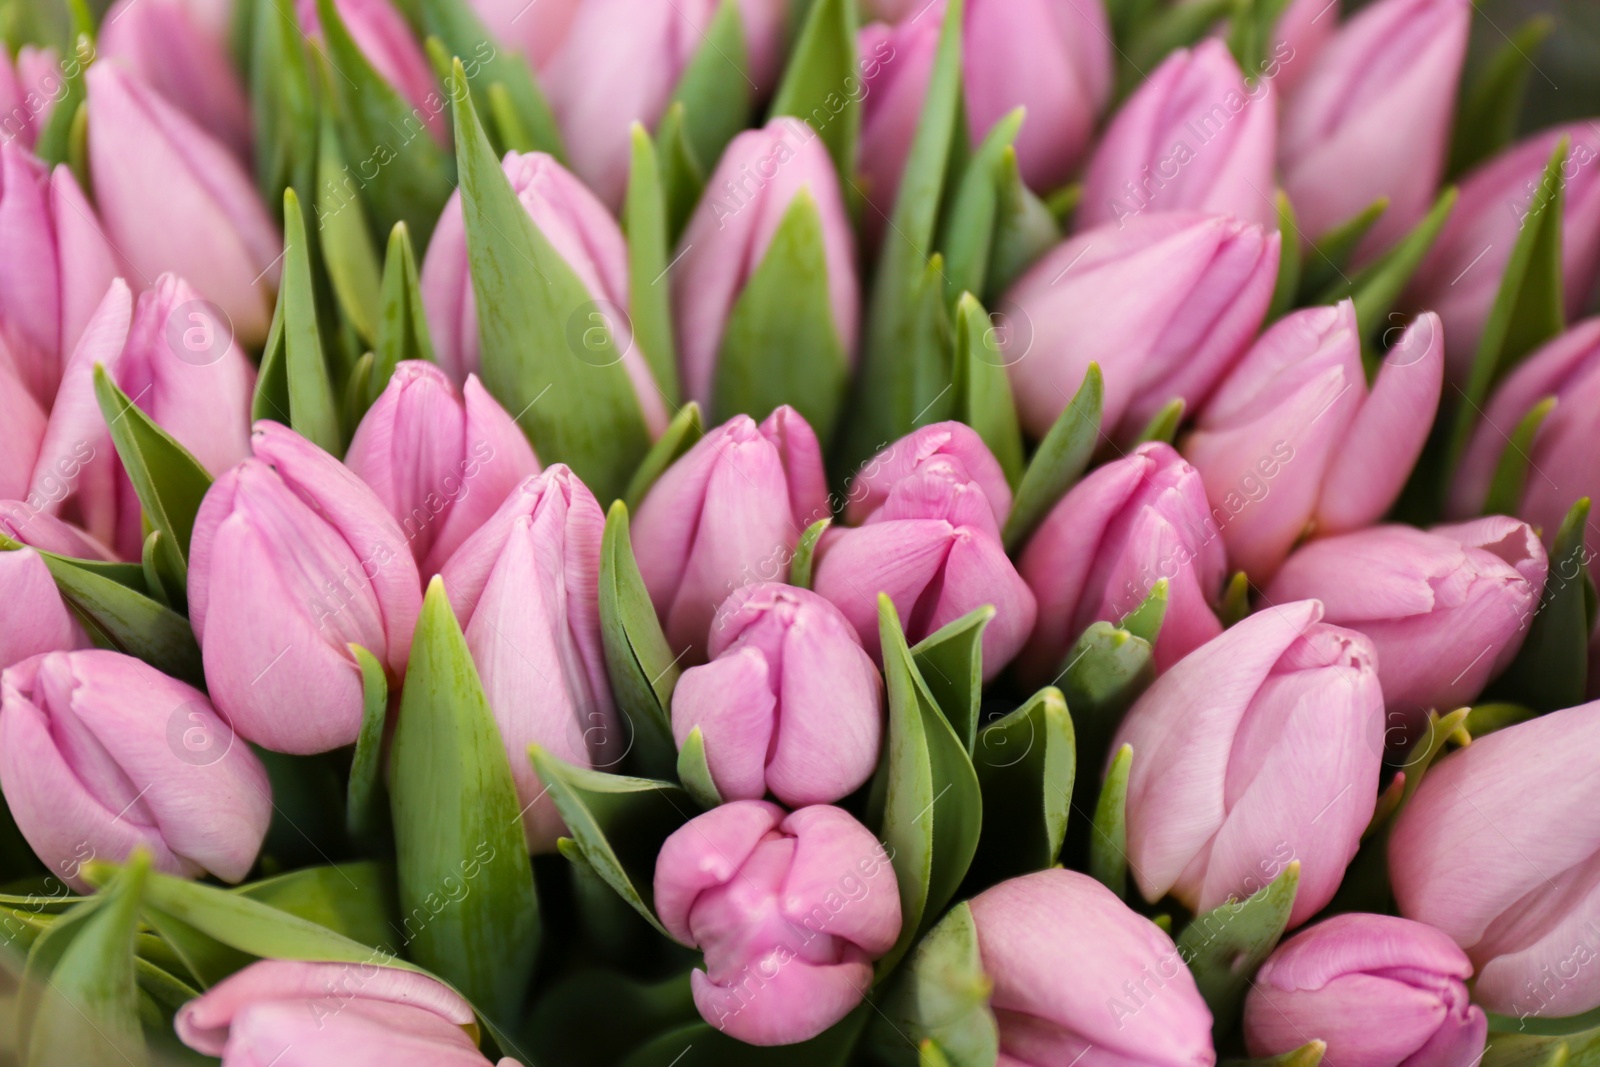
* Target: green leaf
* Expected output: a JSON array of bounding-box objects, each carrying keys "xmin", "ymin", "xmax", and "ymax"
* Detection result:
[
  {"xmin": 1483, "ymin": 396, "xmax": 1557, "ymax": 517},
  {"xmin": 1221, "ymin": 1040, "xmax": 1327, "ymax": 1067},
  {"xmin": 234, "ymin": 863, "xmax": 398, "ymax": 951},
  {"xmin": 33, "ymin": 36, "xmax": 89, "ymax": 168},
  {"xmin": 1118, "ymin": 0, "xmax": 1234, "ymax": 97},
  {"xmin": 1089, "ymin": 743, "xmax": 1132, "ymax": 897},
  {"xmin": 452, "ymin": 59, "xmax": 652, "ymax": 503},
  {"xmin": 315, "ymin": 110, "xmax": 383, "ymax": 345},
  {"xmin": 345, "ymin": 645, "xmax": 390, "ymax": 846},
  {"xmin": 249, "ymin": 0, "xmax": 317, "ymax": 204},
  {"xmin": 138, "ymin": 530, "xmax": 175, "ymax": 609},
  {"xmin": 523, "ymin": 970, "xmax": 697, "ymax": 1067},
  {"xmin": 1226, "ymin": 0, "xmax": 1295, "ymax": 78},
  {"xmin": 768, "ymin": 0, "xmax": 860, "ymax": 180},
  {"xmin": 1314, "ymin": 188, "xmax": 1457, "ymax": 339},
  {"xmin": 952, "ymin": 294, "xmax": 1025, "ymax": 488},
  {"xmin": 1119, "ymin": 579, "xmax": 1169, "ymax": 647},
  {"xmin": 1489, "ymin": 498, "xmax": 1594, "ymax": 712},
  {"xmin": 1177, "ymin": 861, "xmax": 1300, "ymax": 1038},
  {"xmin": 969, "ymin": 688, "xmax": 1075, "ymax": 887},
  {"xmin": 1220, "ymin": 571, "xmax": 1252, "ymax": 627},
  {"xmin": 1463, "ymin": 701, "xmax": 1539, "ymax": 738},
  {"xmin": 388, "ymin": 578, "xmax": 540, "ymax": 1023},
  {"xmin": 941, "ymin": 109, "xmax": 1025, "ymax": 305},
  {"xmin": 625, "ymin": 125, "xmax": 682, "ymax": 407},
  {"xmin": 624, "ymin": 403, "xmax": 703, "ymax": 512},
  {"xmin": 714, "ymin": 192, "xmax": 851, "ymax": 440},
  {"xmin": 986, "ymin": 148, "xmax": 1061, "ymax": 302},
  {"xmin": 1058, "ymin": 622, "xmax": 1155, "ymax": 785},
  {"xmin": 1002, "ymin": 364, "xmax": 1104, "ymax": 552},
  {"xmin": 1482, "ymin": 1027, "xmax": 1600, "ymax": 1067},
  {"xmin": 1298, "ymin": 198, "xmax": 1390, "ymax": 301},
  {"xmin": 910, "ymin": 605, "xmax": 993, "ymax": 753},
  {"xmin": 1448, "ymin": 17, "xmax": 1556, "ymax": 178},
  {"xmin": 788, "ymin": 517, "xmax": 830, "ymax": 590},
  {"xmin": 666, "ymin": 0, "xmax": 753, "ymax": 178},
  {"xmin": 370, "ymin": 222, "xmax": 435, "ymax": 405},
  {"xmin": 675, "ymin": 726, "xmax": 722, "ymax": 810},
  {"xmin": 1268, "ymin": 190, "xmax": 1301, "ymax": 321},
  {"xmin": 131, "ymin": 905, "xmax": 252, "ymax": 990},
  {"xmin": 872, "ymin": 903, "xmax": 999, "ymax": 1067},
  {"xmin": 654, "ymin": 103, "xmax": 707, "ymax": 243}
]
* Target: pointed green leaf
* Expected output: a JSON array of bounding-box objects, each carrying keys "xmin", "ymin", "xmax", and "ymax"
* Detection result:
[
  {"xmin": 1002, "ymin": 364, "xmax": 1104, "ymax": 552},
  {"xmin": 676, "ymin": 726, "xmax": 722, "ymax": 810},
  {"xmin": 1448, "ymin": 17, "xmax": 1556, "ymax": 178},
  {"xmin": 1484, "ymin": 396, "xmax": 1557, "ymax": 517},
  {"xmin": 249, "ymin": 0, "xmax": 317, "ymax": 203},
  {"xmin": 1058, "ymin": 622, "xmax": 1155, "ymax": 782},
  {"xmin": 625, "ymin": 124, "xmax": 681, "ymax": 407},
  {"xmin": 769, "ymin": 0, "xmax": 860, "ymax": 179},
  {"xmin": 1481, "ymin": 1024, "xmax": 1600, "ymax": 1066},
  {"xmin": 1220, "ymin": 571, "xmax": 1253, "ymax": 626},
  {"xmin": 1089, "ymin": 743, "xmax": 1132, "ymax": 897},
  {"xmin": 1463, "ymin": 701, "xmax": 1538, "ymax": 739},
  {"xmin": 910, "ymin": 605, "xmax": 993, "ymax": 753},
  {"xmin": 654, "ymin": 103, "xmax": 706, "ymax": 243},
  {"xmin": 33, "ymin": 36, "xmax": 89, "ymax": 168},
  {"xmin": 1119, "ymin": 579, "xmax": 1169, "ymax": 647},
  {"xmin": 1300, "ymin": 198, "xmax": 1389, "ymax": 301},
  {"xmin": 1222, "ymin": 1040, "xmax": 1326, "ymax": 1066},
  {"xmin": 599, "ymin": 502, "xmax": 683, "ymax": 779},
  {"xmin": 1135, "ymin": 399, "xmax": 1185, "ymax": 447},
  {"xmin": 1489, "ymin": 497, "xmax": 1594, "ymax": 712},
  {"xmin": 624, "ymin": 403, "xmax": 703, "ymax": 511},
  {"xmin": 941, "ymin": 108, "xmax": 1025, "ymax": 305},
  {"xmin": 1227, "ymin": 0, "xmax": 1295, "ymax": 80},
  {"xmin": 873, "ymin": 903, "xmax": 999, "ymax": 1067},
  {"xmin": 1269, "ymin": 189, "xmax": 1301, "ymax": 321},
  {"xmin": 1177, "ymin": 861, "xmax": 1300, "ymax": 1037},
  {"xmin": 234, "ymin": 863, "xmax": 397, "ymax": 952},
  {"xmin": 970, "ymin": 688, "xmax": 1075, "ymax": 887},
  {"xmin": 788, "ymin": 517, "xmax": 830, "ymax": 590},
  {"xmin": 1315, "ymin": 188, "xmax": 1457, "ymax": 338},
  {"xmin": 1118, "ymin": 0, "xmax": 1233, "ymax": 97},
  {"xmin": 139, "ymin": 530, "xmax": 175, "ymax": 609},
  {"xmin": 953, "ymin": 294, "xmax": 1025, "ymax": 488},
  {"xmin": 666, "ymin": 0, "xmax": 753, "ymax": 176},
  {"xmin": 346, "ymin": 644, "xmax": 390, "ymax": 846},
  {"xmin": 986, "ymin": 147, "xmax": 1061, "ymax": 302},
  {"xmin": 136, "ymin": 896, "xmax": 253, "ymax": 990},
  {"xmin": 370, "ymin": 222, "xmax": 435, "ymax": 403},
  {"xmin": 315, "ymin": 111, "xmax": 383, "ymax": 345},
  {"xmin": 254, "ymin": 188, "xmax": 341, "ymax": 454}
]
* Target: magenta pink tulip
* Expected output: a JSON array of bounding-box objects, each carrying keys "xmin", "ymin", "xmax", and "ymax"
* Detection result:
[
  {"xmin": 1018, "ymin": 442, "xmax": 1226, "ymax": 683},
  {"xmin": 176, "ymin": 959, "xmax": 515, "ymax": 1066},
  {"xmin": 844, "ymin": 420, "xmax": 1011, "ymax": 529},
  {"xmin": 1000, "ymin": 213, "xmax": 1280, "ymax": 442},
  {"xmin": 654, "ymin": 800, "xmax": 901, "ymax": 1045},
  {"xmin": 0, "ymin": 44, "xmax": 67, "ymax": 148},
  {"xmin": 0, "ymin": 649, "xmax": 271, "ymax": 891},
  {"xmin": 1184, "ymin": 304, "xmax": 1443, "ymax": 582},
  {"xmin": 1390, "ymin": 698, "xmax": 1600, "ymax": 1019},
  {"xmin": 470, "ymin": 0, "xmax": 581, "ymax": 69},
  {"xmin": 1079, "ymin": 40, "xmax": 1278, "ymax": 231},
  {"xmin": 969, "ymin": 869, "xmax": 1216, "ymax": 1067},
  {"xmin": 346, "ymin": 360, "xmax": 541, "ymax": 578},
  {"xmin": 439, "ymin": 465, "xmax": 615, "ymax": 852},
  {"xmin": 189, "ymin": 422, "xmax": 422, "ymax": 754},
  {"xmin": 674, "ymin": 583, "xmax": 883, "ymax": 806},
  {"xmin": 1244, "ymin": 914, "xmax": 1487, "ymax": 1067},
  {"xmin": 0, "ymin": 502, "xmax": 114, "ymax": 560},
  {"xmin": 632, "ymin": 407, "xmax": 829, "ymax": 659},
  {"xmin": 0, "ymin": 547, "xmax": 87, "ymax": 671},
  {"xmin": 295, "ymin": 0, "xmax": 446, "ymax": 141},
  {"xmin": 0, "ymin": 357, "xmax": 45, "ymax": 502},
  {"xmin": 1112, "ymin": 600, "xmax": 1384, "ymax": 927},
  {"xmin": 1280, "ymin": 0, "xmax": 1471, "ymax": 259}
]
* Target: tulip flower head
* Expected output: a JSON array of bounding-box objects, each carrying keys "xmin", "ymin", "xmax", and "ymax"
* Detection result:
[
  {"xmin": 843, "ymin": 420, "xmax": 1011, "ymax": 528},
  {"xmin": 0, "ymin": 547, "xmax": 88, "ymax": 671}
]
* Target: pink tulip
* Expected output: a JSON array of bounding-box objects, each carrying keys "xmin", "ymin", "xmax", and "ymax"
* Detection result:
[
  {"xmin": 0, "ymin": 649, "xmax": 271, "ymax": 891},
  {"xmin": 295, "ymin": 0, "xmax": 446, "ymax": 141},
  {"xmin": 1265, "ymin": 519, "xmax": 1547, "ymax": 730},
  {"xmin": 420, "ymin": 149, "xmax": 668, "ymax": 434},
  {"xmin": 0, "ymin": 356, "xmax": 45, "ymax": 501},
  {"xmin": 654, "ymin": 801, "xmax": 901, "ymax": 1045},
  {"xmin": 29, "ymin": 276, "xmax": 257, "ymax": 560},
  {"xmin": 1390, "ymin": 698, "xmax": 1600, "ymax": 1019},
  {"xmin": 1244, "ymin": 914, "xmax": 1487, "ymax": 1067},
  {"xmin": 1111, "ymin": 600, "xmax": 1385, "ymax": 927},
  {"xmin": 844, "ymin": 420, "xmax": 1011, "ymax": 528},
  {"xmin": 470, "ymin": 0, "xmax": 581, "ymax": 69},
  {"xmin": 1280, "ymin": 0, "xmax": 1471, "ymax": 260},
  {"xmin": 0, "ymin": 548, "xmax": 88, "ymax": 671},
  {"xmin": 674, "ymin": 583, "xmax": 883, "ymax": 806},
  {"xmin": 0, "ymin": 44, "xmax": 68, "ymax": 148},
  {"xmin": 969, "ymin": 869, "xmax": 1216, "ymax": 1067},
  {"xmin": 439, "ymin": 465, "xmax": 614, "ymax": 852},
  {"xmin": 673, "ymin": 118, "xmax": 860, "ymax": 414},
  {"xmin": 189, "ymin": 422, "xmax": 422, "ymax": 754},
  {"xmin": 812, "ymin": 433, "xmax": 1035, "ymax": 679},
  {"xmin": 1184, "ymin": 304, "xmax": 1444, "ymax": 582},
  {"xmin": 346, "ymin": 360, "xmax": 541, "ymax": 578},
  {"xmin": 1078, "ymin": 40, "xmax": 1278, "ymax": 231},
  {"xmin": 1017, "ymin": 442, "xmax": 1227, "ymax": 683},
  {"xmin": 1000, "ymin": 213, "xmax": 1280, "ymax": 442},
  {"xmin": 0, "ymin": 501, "xmax": 114, "ymax": 560},
  {"xmin": 0, "ymin": 140, "xmax": 119, "ymax": 405},
  {"xmin": 632, "ymin": 407, "xmax": 829, "ymax": 659},
  {"xmin": 540, "ymin": 0, "xmax": 787, "ymax": 209},
  {"xmin": 99, "ymin": 0, "xmax": 253, "ymax": 158},
  {"xmin": 1261, "ymin": 0, "xmax": 1336, "ymax": 96},
  {"xmin": 176, "ymin": 959, "xmax": 516, "ymax": 1066}
]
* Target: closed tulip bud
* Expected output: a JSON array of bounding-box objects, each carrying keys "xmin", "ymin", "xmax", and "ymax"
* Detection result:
[
  {"xmin": 439, "ymin": 465, "xmax": 614, "ymax": 852},
  {"xmin": 844, "ymin": 420, "xmax": 1011, "ymax": 529},
  {"xmin": 1244, "ymin": 914, "xmax": 1487, "ymax": 1067},
  {"xmin": 420, "ymin": 149, "xmax": 668, "ymax": 434},
  {"xmin": 1408, "ymin": 126, "xmax": 1600, "ymax": 384},
  {"xmin": 0, "ymin": 140, "xmax": 119, "ymax": 405},
  {"xmin": 540, "ymin": 0, "xmax": 787, "ymax": 209},
  {"xmin": 176, "ymin": 960, "xmax": 517, "ymax": 1066},
  {"xmin": 969, "ymin": 869, "xmax": 1216, "ymax": 1067},
  {"xmin": 189, "ymin": 422, "xmax": 422, "ymax": 754},
  {"xmin": 1018, "ymin": 442, "xmax": 1226, "ymax": 683},
  {"xmin": 0, "ymin": 548, "xmax": 88, "ymax": 670},
  {"xmin": 1112, "ymin": 600, "xmax": 1384, "ymax": 927},
  {"xmin": 654, "ymin": 801, "xmax": 902, "ymax": 1045},
  {"xmin": 1390, "ymin": 699, "xmax": 1600, "ymax": 1018},
  {"xmin": 86, "ymin": 63, "xmax": 282, "ymax": 346},
  {"xmin": 99, "ymin": 0, "xmax": 252, "ymax": 158},
  {"xmin": 633, "ymin": 407, "xmax": 828, "ymax": 659},
  {"xmin": 1281, "ymin": 0, "xmax": 1470, "ymax": 259},
  {"xmin": 0, "ymin": 501, "xmax": 114, "ymax": 560},
  {"xmin": 1184, "ymin": 305, "xmax": 1443, "ymax": 582},
  {"xmin": 346, "ymin": 361, "xmax": 541, "ymax": 578},
  {"xmin": 0, "ymin": 357, "xmax": 45, "ymax": 501},
  {"xmin": 813, "ymin": 437, "xmax": 1035, "ymax": 679},
  {"xmin": 1266, "ymin": 519, "xmax": 1547, "ymax": 730},
  {"xmin": 1079, "ymin": 40, "xmax": 1278, "ymax": 231},
  {"xmin": 0, "ymin": 649, "xmax": 272, "ymax": 891},
  {"xmin": 470, "ymin": 0, "xmax": 581, "ymax": 69},
  {"xmin": 674, "ymin": 583, "xmax": 883, "ymax": 806},
  {"xmin": 1000, "ymin": 213, "xmax": 1280, "ymax": 441},
  {"xmin": 295, "ymin": 0, "xmax": 445, "ymax": 141},
  {"xmin": 0, "ymin": 45, "xmax": 65, "ymax": 148},
  {"xmin": 673, "ymin": 118, "xmax": 859, "ymax": 413}
]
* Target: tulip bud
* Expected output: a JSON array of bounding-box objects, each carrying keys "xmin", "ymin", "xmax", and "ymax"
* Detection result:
[
  {"xmin": 672, "ymin": 118, "xmax": 860, "ymax": 414},
  {"xmin": 346, "ymin": 361, "xmax": 541, "ymax": 578},
  {"xmin": 999, "ymin": 213, "xmax": 1280, "ymax": 442},
  {"xmin": 1111, "ymin": 600, "xmax": 1384, "ymax": 926},
  {"xmin": 470, "ymin": 0, "xmax": 581, "ymax": 69},
  {"xmin": 419, "ymin": 149, "xmax": 668, "ymax": 434},
  {"xmin": 1244, "ymin": 913, "xmax": 1487, "ymax": 1067},
  {"xmin": 1266, "ymin": 519, "xmax": 1547, "ymax": 730},
  {"xmin": 0, "ymin": 140, "xmax": 119, "ymax": 405},
  {"xmin": 0, "ymin": 45, "xmax": 66, "ymax": 149},
  {"xmin": 632, "ymin": 407, "xmax": 829, "ymax": 659},
  {"xmin": 0, "ymin": 356, "xmax": 46, "ymax": 501},
  {"xmin": 1258, "ymin": 0, "xmax": 1335, "ymax": 97},
  {"xmin": 0, "ymin": 649, "xmax": 272, "ymax": 891},
  {"xmin": 540, "ymin": 0, "xmax": 787, "ymax": 209},
  {"xmin": 1184, "ymin": 304, "xmax": 1443, "ymax": 582},
  {"xmin": 1410, "ymin": 126, "xmax": 1600, "ymax": 384},
  {"xmin": 674, "ymin": 583, "xmax": 883, "ymax": 806},
  {"xmin": 1018, "ymin": 442, "xmax": 1227, "ymax": 682},
  {"xmin": 295, "ymin": 0, "xmax": 445, "ymax": 141},
  {"xmin": 176, "ymin": 959, "xmax": 515, "ymax": 1066},
  {"xmin": 1390, "ymin": 699, "xmax": 1600, "ymax": 1019},
  {"xmin": 189, "ymin": 422, "xmax": 422, "ymax": 754},
  {"xmin": 439, "ymin": 465, "xmax": 615, "ymax": 852},
  {"xmin": 843, "ymin": 420, "xmax": 1011, "ymax": 529},
  {"xmin": 0, "ymin": 501, "xmax": 114, "ymax": 560},
  {"xmin": 86, "ymin": 63, "xmax": 282, "ymax": 346},
  {"xmin": 1078, "ymin": 40, "xmax": 1278, "ymax": 231},
  {"xmin": 813, "ymin": 436, "xmax": 1035, "ymax": 679},
  {"xmin": 654, "ymin": 801, "xmax": 902, "ymax": 1045},
  {"xmin": 1280, "ymin": 0, "xmax": 1471, "ymax": 259},
  {"xmin": 0, "ymin": 548, "xmax": 88, "ymax": 671},
  {"xmin": 969, "ymin": 869, "xmax": 1216, "ymax": 1067}
]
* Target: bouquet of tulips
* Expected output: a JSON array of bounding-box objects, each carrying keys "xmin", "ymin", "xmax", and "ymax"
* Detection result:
[{"xmin": 4, "ymin": 0, "xmax": 1600, "ymax": 1063}]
